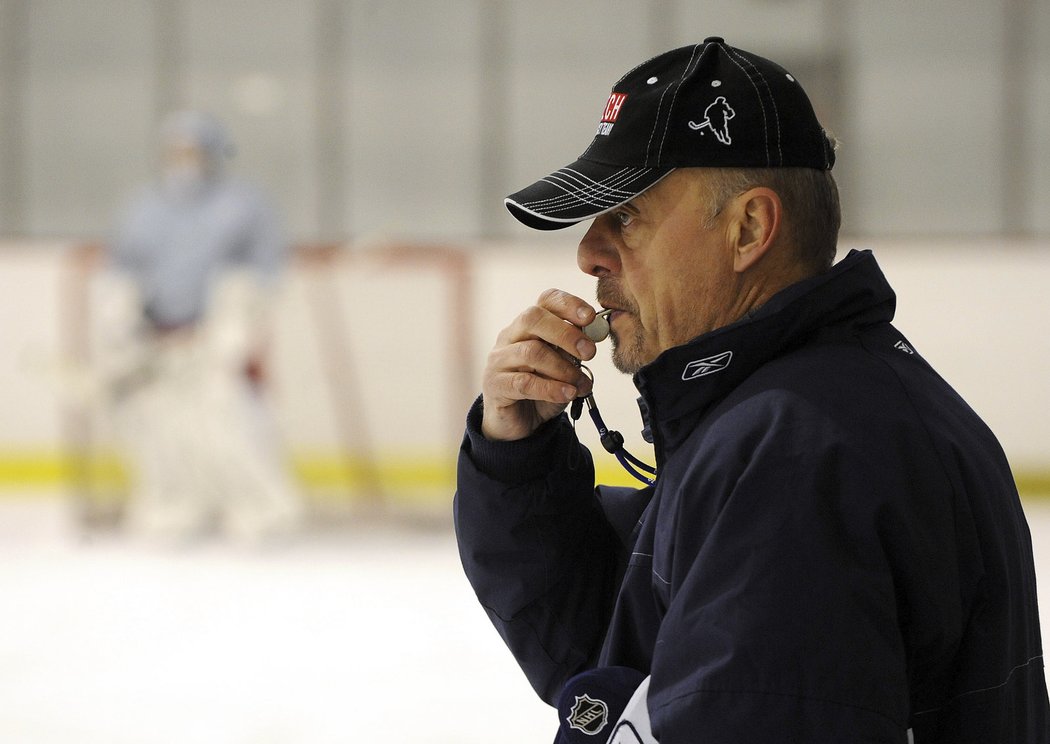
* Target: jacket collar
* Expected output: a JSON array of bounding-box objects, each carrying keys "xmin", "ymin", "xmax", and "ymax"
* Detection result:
[{"xmin": 633, "ymin": 249, "xmax": 896, "ymax": 460}]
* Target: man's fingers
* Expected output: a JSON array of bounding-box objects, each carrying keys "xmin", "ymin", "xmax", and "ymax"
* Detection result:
[
  {"xmin": 499, "ymin": 300, "xmax": 597, "ymax": 362},
  {"xmin": 536, "ymin": 287, "xmax": 595, "ymax": 324},
  {"xmin": 485, "ymin": 339, "xmax": 588, "ymax": 405},
  {"xmin": 479, "ymin": 290, "xmax": 599, "ymax": 441},
  {"xmin": 505, "ymin": 370, "xmax": 577, "ymax": 405}
]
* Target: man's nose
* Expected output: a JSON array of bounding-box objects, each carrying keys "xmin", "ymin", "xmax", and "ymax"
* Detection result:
[{"xmin": 577, "ymin": 216, "xmax": 621, "ymax": 277}]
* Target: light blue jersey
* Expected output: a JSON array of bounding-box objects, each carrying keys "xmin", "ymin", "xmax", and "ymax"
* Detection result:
[{"xmin": 111, "ymin": 176, "xmax": 284, "ymax": 329}]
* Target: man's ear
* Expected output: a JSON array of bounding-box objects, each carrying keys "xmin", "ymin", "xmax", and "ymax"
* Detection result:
[{"xmin": 732, "ymin": 187, "xmax": 782, "ymax": 274}]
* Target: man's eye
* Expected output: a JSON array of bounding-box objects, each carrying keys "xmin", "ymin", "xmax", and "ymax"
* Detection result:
[{"xmin": 616, "ymin": 211, "xmax": 634, "ymax": 227}]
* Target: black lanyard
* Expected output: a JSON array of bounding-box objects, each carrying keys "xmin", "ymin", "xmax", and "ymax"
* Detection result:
[{"xmin": 571, "ymin": 364, "xmax": 657, "ymax": 486}]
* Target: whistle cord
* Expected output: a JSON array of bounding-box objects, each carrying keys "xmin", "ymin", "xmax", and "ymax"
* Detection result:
[
  {"xmin": 571, "ymin": 360, "xmax": 659, "ymax": 484},
  {"xmin": 585, "ymin": 400, "xmax": 657, "ymax": 486},
  {"xmin": 571, "ymin": 362, "xmax": 657, "ymax": 486}
]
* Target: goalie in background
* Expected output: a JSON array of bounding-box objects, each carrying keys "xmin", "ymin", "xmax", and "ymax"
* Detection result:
[{"xmin": 101, "ymin": 110, "xmax": 303, "ymax": 545}]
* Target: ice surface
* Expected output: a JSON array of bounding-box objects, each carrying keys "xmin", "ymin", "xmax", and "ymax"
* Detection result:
[
  {"xmin": 0, "ymin": 496, "xmax": 1048, "ymax": 743},
  {"xmin": 0, "ymin": 498, "xmax": 552, "ymax": 743}
]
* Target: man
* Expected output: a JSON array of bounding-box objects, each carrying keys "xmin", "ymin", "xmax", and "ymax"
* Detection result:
[
  {"xmin": 105, "ymin": 111, "xmax": 302, "ymax": 544},
  {"xmin": 454, "ymin": 39, "xmax": 1049, "ymax": 742}
]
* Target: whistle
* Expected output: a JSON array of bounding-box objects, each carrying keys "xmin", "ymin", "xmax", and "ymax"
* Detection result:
[{"xmin": 582, "ymin": 309, "xmax": 614, "ymax": 343}]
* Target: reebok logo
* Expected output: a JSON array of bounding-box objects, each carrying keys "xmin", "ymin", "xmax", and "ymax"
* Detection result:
[{"xmin": 682, "ymin": 351, "xmax": 733, "ymax": 380}]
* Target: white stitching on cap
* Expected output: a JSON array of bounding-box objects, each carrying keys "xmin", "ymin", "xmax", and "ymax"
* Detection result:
[
  {"xmin": 647, "ymin": 44, "xmax": 702, "ymax": 165},
  {"xmin": 528, "ymin": 171, "xmax": 654, "ymax": 212},
  {"xmin": 509, "ymin": 171, "xmax": 676, "ymax": 224},
  {"xmin": 724, "ymin": 47, "xmax": 782, "ymax": 166},
  {"xmin": 642, "ymin": 72, "xmax": 679, "ymax": 164},
  {"xmin": 721, "ymin": 50, "xmax": 770, "ymax": 165},
  {"xmin": 582, "ymin": 51, "xmax": 669, "ymax": 160},
  {"xmin": 618, "ymin": 52, "xmax": 664, "ymax": 86},
  {"xmin": 726, "ymin": 47, "xmax": 776, "ymax": 163},
  {"xmin": 521, "ymin": 167, "xmax": 656, "ymax": 212},
  {"xmin": 730, "ymin": 48, "xmax": 783, "ymax": 165},
  {"xmin": 526, "ymin": 168, "xmax": 646, "ymax": 208}
]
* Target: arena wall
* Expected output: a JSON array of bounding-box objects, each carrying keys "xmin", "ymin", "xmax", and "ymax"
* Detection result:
[{"xmin": 0, "ymin": 239, "xmax": 1047, "ymax": 506}]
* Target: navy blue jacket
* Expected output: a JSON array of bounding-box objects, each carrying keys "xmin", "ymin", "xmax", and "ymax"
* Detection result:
[{"xmin": 455, "ymin": 250, "xmax": 1049, "ymax": 742}]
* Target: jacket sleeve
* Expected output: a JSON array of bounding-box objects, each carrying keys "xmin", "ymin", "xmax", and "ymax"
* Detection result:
[{"xmin": 453, "ymin": 396, "xmax": 625, "ymax": 704}]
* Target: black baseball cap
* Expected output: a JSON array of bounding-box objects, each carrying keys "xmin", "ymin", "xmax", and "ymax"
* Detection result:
[{"xmin": 505, "ymin": 38, "xmax": 836, "ymax": 230}]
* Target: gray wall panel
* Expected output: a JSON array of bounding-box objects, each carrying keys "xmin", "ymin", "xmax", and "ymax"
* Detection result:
[
  {"xmin": 850, "ymin": 0, "xmax": 1005, "ymax": 236},
  {"xmin": 345, "ymin": 0, "xmax": 482, "ymax": 241},
  {"xmin": 1029, "ymin": 0, "xmax": 1050, "ymax": 234},
  {"xmin": 0, "ymin": 0, "xmax": 1044, "ymax": 241},
  {"xmin": 183, "ymin": 0, "xmax": 320, "ymax": 240},
  {"xmin": 24, "ymin": 0, "xmax": 155, "ymax": 237}
]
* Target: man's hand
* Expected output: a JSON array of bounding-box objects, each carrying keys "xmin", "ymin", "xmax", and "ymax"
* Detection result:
[{"xmin": 481, "ymin": 289, "xmax": 598, "ymax": 441}]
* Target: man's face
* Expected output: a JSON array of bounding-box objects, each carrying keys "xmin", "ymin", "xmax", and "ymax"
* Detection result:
[{"xmin": 577, "ymin": 168, "xmax": 743, "ymax": 374}]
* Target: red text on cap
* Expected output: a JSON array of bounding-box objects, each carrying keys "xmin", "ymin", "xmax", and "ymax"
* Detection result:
[{"xmin": 601, "ymin": 93, "xmax": 628, "ymax": 123}]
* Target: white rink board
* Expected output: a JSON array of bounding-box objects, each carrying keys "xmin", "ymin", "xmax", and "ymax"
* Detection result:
[
  {"xmin": 472, "ymin": 239, "xmax": 1050, "ymax": 472},
  {"xmin": 0, "ymin": 239, "xmax": 1047, "ymax": 481}
]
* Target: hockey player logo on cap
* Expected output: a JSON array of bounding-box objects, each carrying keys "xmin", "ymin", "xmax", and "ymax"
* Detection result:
[{"xmin": 688, "ymin": 95, "xmax": 735, "ymax": 144}]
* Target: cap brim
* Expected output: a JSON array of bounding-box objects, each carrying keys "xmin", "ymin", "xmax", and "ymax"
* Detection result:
[{"xmin": 505, "ymin": 158, "xmax": 673, "ymax": 230}]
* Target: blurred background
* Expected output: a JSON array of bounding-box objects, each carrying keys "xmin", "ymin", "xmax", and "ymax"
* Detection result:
[
  {"xmin": 0, "ymin": 1, "xmax": 1048, "ymax": 742},
  {"xmin": 1, "ymin": 0, "xmax": 1047, "ymax": 240}
]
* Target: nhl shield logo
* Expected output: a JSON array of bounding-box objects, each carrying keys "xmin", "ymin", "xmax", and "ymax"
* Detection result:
[{"xmin": 567, "ymin": 694, "xmax": 609, "ymax": 736}]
